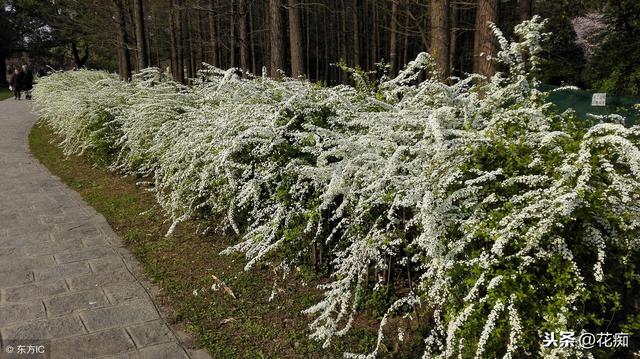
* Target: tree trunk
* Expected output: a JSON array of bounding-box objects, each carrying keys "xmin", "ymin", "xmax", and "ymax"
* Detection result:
[
  {"xmin": 314, "ymin": 9, "xmax": 320, "ymax": 81},
  {"xmin": 249, "ymin": 4, "xmax": 257, "ymax": 74},
  {"xmin": 449, "ymin": 2, "xmax": 458, "ymax": 77},
  {"xmin": 518, "ymin": 0, "xmax": 532, "ymax": 22},
  {"xmin": 339, "ymin": 0, "xmax": 347, "ymax": 82},
  {"xmin": 198, "ymin": 5, "xmax": 206, "ymax": 65},
  {"xmin": 473, "ymin": 0, "xmax": 498, "ymax": 77},
  {"xmin": 402, "ymin": 6, "xmax": 409, "ymax": 66},
  {"xmin": 0, "ymin": 54, "xmax": 7, "ymax": 88},
  {"xmin": 113, "ymin": 0, "xmax": 132, "ymax": 81},
  {"xmin": 169, "ymin": 0, "xmax": 179, "ymax": 78},
  {"xmin": 372, "ymin": 2, "xmax": 379, "ymax": 71},
  {"xmin": 185, "ymin": 5, "xmax": 195, "ymax": 79},
  {"xmin": 430, "ymin": 0, "xmax": 450, "ymax": 79},
  {"xmin": 351, "ymin": 0, "xmax": 359, "ymax": 68},
  {"xmin": 175, "ymin": 0, "xmax": 185, "ymax": 82},
  {"xmin": 71, "ymin": 42, "xmax": 89, "ymax": 68},
  {"xmin": 287, "ymin": 0, "xmax": 304, "ymax": 77},
  {"xmin": 208, "ymin": 0, "xmax": 219, "ymax": 67},
  {"xmin": 133, "ymin": 0, "xmax": 149, "ymax": 70},
  {"xmin": 269, "ymin": 0, "xmax": 284, "ymax": 78},
  {"xmin": 238, "ymin": 0, "xmax": 249, "ymax": 77},
  {"xmin": 389, "ymin": 0, "xmax": 398, "ymax": 77},
  {"xmin": 230, "ymin": 0, "xmax": 236, "ymax": 68}
]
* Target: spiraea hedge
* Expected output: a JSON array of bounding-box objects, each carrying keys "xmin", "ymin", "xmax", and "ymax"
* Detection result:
[{"xmin": 32, "ymin": 18, "xmax": 639, "ymax": 358}]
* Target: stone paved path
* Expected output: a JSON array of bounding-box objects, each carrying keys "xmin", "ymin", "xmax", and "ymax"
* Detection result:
[{"xmin": 0, "ymin": 99, "xmax": 208, "ymax": 358}]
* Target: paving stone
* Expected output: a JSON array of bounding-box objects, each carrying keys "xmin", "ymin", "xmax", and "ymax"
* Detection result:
[
  {"xmin": 102, "ymin": 282, "xmax": 148, "ymax": 304},
  {"xmin": 0, "ymin": 255, "xmax": 56, "ymax": 273},
  {"xmin": 66, "ymin": 269, "xmax": 135, "ymax": 291},
  {"xmin": 106, "ymin": 343, "xmax": 191, "ymax": 359},
  {"xmin": 2, "ymin": 280, "xmax": 68, "ymax": 302},
  {"xmin": 0, "ymin": 270, "xmax": 33, "ymax": 288},
  {"xmin": 34, "ymin": 262, "xmax": 92, "ymax": 282},
  {"xmin": 79, "ymin": 300, "xmax": 159, "ymax": 332},
  {"xmin": 5, "ymin": 223, "xmax": 53, "ymax": 236},
  {"xmin": 1, "ymin": 315, "xmax": 86, "ymax": 340},
  {"xmin": 54, "ymin": 247, "xmax": 114, "ymax": 264},
  {"xmin": 1, "ymin": 232, "xmax": 53, "ymax": 247},
  {"xmin": 50, "ymin": 328, "xmax": 135, "ymax": 359},
  {"xmin": 82, "ymin": 235, "xmax": 113, "ymax": 248},
  {"xmin": 52, "ymin": 223, "xmax": 103, "ymax": 241},
  {"xmin": 88, "ymin": 255, "xmax": 127, "ymax": 273},
  {"xmin": 21, "ymin": 239, "xmax": 84, "ymax": 257},
  {"xmin": 44, "ymin": 288, "xmax": 110, "ymax": 316},
  {"xmin": 0, "ymin": 246, "xmax": 26, "ymax": 259},
  {"xmin": 0, "ymin": 300, "xmax": 47, "ymax": 326},
  {"xmin": 126, "ymin": 320, "xmax": 174, "ymax": 348}
]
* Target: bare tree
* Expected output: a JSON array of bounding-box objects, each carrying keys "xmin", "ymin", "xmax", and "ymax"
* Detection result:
[
  {"xmin": 170, "ymin": 0, "xmax": 184, "ymax": 82},
  {"xmin": 351, "ymin": 0, "xmax": 359, "ymax": 67},
  {"xmin": 269, "ymin": 0, "xmax": 284, "ymax": 78},
  {"xmin": 389, "ymin": 0, "xmax": 398, "ymax": 76},
  {"xmin": 113, "ymin": 0, "xmax": 132, "ymax": 80},
  {"xmin": 288, "ymin": 0, "xmax": 304, "ymax": 77},
  {"xmin": 207, "ymin": 0, "xmax": 219, "ymax": 67},
  {"xmin": 133, "ymin": 0, "xmax": 149, "ymax": 70},
  {"xmin": 519, "ymin": 0, "xmax": 532, "ymax": 22},
  {"xmin": 238, "ymin": 0, "xmax": 249, "ymax": 76},
  {"xmin": 430, "ymin": 0, "xmax": 450, "ymax": 79},
  {"xmin": 473, "ymin": 0, "xmax": 498, "ymax": 77}
]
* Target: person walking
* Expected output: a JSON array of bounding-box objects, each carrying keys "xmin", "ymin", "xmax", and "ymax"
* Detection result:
[
  {"xmin": 9, "ymin": 68, "xmax": 23, "ymax": 100},
  {"xmin": 21, "ymin": 64, "xmax": 34, "ymax": 100}
]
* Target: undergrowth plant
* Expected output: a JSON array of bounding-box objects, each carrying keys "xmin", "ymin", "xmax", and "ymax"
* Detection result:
[{"xmin": 32, "ymin": 17, "xmax": 639, "ymax": 358}]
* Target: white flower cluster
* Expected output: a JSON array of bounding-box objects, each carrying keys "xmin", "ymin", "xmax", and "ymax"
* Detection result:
[{"xmin": 32, "ymin": 17, "xmax": 640, "ymax": 358}]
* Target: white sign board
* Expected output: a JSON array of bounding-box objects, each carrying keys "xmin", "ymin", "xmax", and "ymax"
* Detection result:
[{"xmin": 592, "ymin": 93, "xmax": 607, "ymax": 107}]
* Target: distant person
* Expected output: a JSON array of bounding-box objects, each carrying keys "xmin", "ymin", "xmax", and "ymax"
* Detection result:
[
  {"xmin": 21, "ymin": 64, "xmax": 34, "ymax": 100},
  {"xmin": 9, "ymin": 68, "xmax": 23, "ymax": 100}
]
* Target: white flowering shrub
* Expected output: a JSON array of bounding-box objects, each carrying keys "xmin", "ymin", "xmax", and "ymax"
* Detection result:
[{"xmin": 33, "ymin": 17, "xmax": 639, "ymax": 358}]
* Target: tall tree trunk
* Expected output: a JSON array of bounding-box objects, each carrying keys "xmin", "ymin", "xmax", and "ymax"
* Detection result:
[
  {"xmin": 372, "ymin": 2, "xmax": 379, "ymax": 71},
  {"xmin": 389, "ymin": 0, "xmax": 398, "ymax": 77},
  {"xmin": 198, "ymin": 5, "xmax": 206, "ymax": 65},
  {"xmin": 288, "ymin": 0, "xmax": 304, "ymax": 77},
  {"xmin": 185, "ymin": 5, "xmax": 195, "ymax": 79},
  {"xmin": 71, "ymin": 42, "xmax": 89, "ymax": 68},
  {"xmin": 0, "ymin": 54, "xmax": 7, "ymax": 88},
  {"xmin": 113, "ymin": 0, "xmax": 132, "ymax": 81},
  {"xmin": 402, "ymin": 6, "xmax": 409, "ymax": 66},
  {"xmin": 449, "ymin": 2, "xmax": 458, "ymax": 77},
  {"xmin": 133, "ymin": 0, "xmax": 149, "ymax": 70},
  {"xmin": 430, "ymin": 0, "xmax": 450, "ymax": 79},
  {"xmin": 249, "ymin": 3, "xmax": 257, "ymax": 74},
  {"xmin": 169, "ymin": 0, "xmax": 179, "ymax": 78},
  {"xmin": 150, "ymin": 2, "xmax": 160, "ymax": 67},
  {"xmin": 339, "ymin": 0, "xmax": 347, "ymax": 82},
  {"xmin": 314, "ymin": 9, "xmax": 320, "ymax": 80},
  {"xmin": 230, "ymin": 0, "xmax": 236, "ymax": 68},
  {"xmin": 208, "ymin": 0, "xmax": 218, "ymax": 67},
  {"xmin": 269, "ymin": 0, "xmax": 284, "ymax": 78},
  {"xmin": 473, "ymin": 0, "xmax": 498, "ymax": 77},
  {"xmin": 238, "ymin": 0, "xmax": 249, "ymax": 77},
  {"xmin": 175, "ymin": 0, "xmax": 185, "ymax": 82},
  {"xmin": 351, "ymin": 0, "xmax": 359, "ymax": 67},
  {"xmin": 518, "ymin": 0, "xmax": 532, "ymax": 22}
]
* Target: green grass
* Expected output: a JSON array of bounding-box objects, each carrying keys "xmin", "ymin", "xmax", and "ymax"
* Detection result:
[
  {"xmin": 0, "ymin": 88, "xmax": 12, "ymax": 101},
  {"xmin": 29, "ymin": 122, "xmax": 389, "ymax": 359}
]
